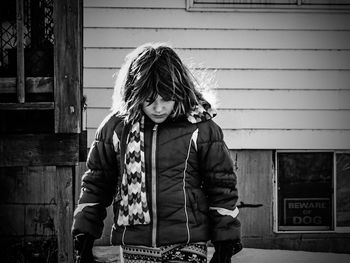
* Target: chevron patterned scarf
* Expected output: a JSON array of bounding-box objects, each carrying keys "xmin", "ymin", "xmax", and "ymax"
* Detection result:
[
  {"xmin": 117, "ymin": 116, "xmax": 150, "ymax": 226},
  {"xmin": 117, "ymin": 104, "xmax": 216, "ymax": 226}
]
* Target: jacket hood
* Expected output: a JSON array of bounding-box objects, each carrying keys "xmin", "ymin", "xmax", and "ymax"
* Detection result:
[{"xmin": 186, "ymin": 101, "xmax": 216, "ymax": 124}]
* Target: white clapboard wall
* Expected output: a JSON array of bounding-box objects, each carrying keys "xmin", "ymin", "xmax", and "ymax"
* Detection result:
[{"xmin": 83, "ymin": 0, "xmax": 350, "ymax": 149}]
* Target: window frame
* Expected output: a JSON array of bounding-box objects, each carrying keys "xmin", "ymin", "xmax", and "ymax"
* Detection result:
[
  {"xmin": 274, "ymin": 150, "xmax": 350, "ymax": 234},
  {"xmin": 187, "ymin": 0, "xmax": 350, "ymax": 12},
  {"xmin": 334, "ymin": 151, "xmax": 350, "ymax": 233}
]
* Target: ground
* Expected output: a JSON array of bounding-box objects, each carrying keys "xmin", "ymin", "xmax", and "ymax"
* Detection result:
[{"xmin": 93, "ymin": 246, "xmax": 350, "ymax": 263}]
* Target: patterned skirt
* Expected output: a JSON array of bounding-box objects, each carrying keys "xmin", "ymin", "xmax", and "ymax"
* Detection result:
[{"xmin": 121, "ymin": 242, "xmax": 207, "ymax": 263}]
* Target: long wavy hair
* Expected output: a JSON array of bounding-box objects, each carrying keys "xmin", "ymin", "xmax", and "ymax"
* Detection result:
[{"xmin": 111, "ymin": 42, "xmax": 215, "ymax": 123}]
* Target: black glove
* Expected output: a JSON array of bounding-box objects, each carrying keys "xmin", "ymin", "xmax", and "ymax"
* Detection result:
[
  {"xmin": 210, "ymin": 240, "xmax": 243, "ymax": 263},
  {"xmin": 74, "ymin": 233, "xmax": 95, "ymax": 263}
]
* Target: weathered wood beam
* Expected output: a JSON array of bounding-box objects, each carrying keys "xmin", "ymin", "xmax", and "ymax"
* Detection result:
[
  {"xmin": 16, "ymin": 0, "xmax": 25, "ymax": 103},
  {"xmin": 0, "ymin": 102, "xmax": 54, "ymax": 110},
  {"xmin": 54, "ymin": 0, "xmax": 82, "ymax": 133},
  {"xmin": 55, "ymin": 166, "xmax": 74, "ymax": 263},
  {"xmin": 0, "ymin": 134, "xmax": 79, "ymax": 167},
  {"xmin": 74, "ymin": 162, "xmax": 86, "ymax": 206},
  {"xmin": 0, "ymin": 166, "xmax": 56, "ymax": 204},
  {"xmin": 0, "ymin": 77, "xmax": 53, "ymax": 94}
]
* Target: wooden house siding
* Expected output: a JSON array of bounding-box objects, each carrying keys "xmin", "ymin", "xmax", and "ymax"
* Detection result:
[{"xmin": 83, "ymin": 0, "xmax": 350, "ymax": 150}]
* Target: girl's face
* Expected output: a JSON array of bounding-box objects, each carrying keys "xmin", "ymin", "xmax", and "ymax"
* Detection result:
[{"xmin": 142, "ymin": 95, "xmax": 175, "ymax": 123}]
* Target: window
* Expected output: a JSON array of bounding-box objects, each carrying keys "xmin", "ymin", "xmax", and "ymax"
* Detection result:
[
  {"xmin": 0, "ymin": 0, "xmax": 55, "ymax": 133},
  {"xmin": 187, "ymin": 0, "xmax": 350, "ymax": 11},
  {"xmin": 0, "ymin": 0, "xmax": 54, "ymax": 104},
  {"xmin": 275, "ymin": 151, "xmax": 350, "ymax": 233}
]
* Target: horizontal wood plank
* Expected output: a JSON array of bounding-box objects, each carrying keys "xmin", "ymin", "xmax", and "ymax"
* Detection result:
[
  {"xmin": 0, "ymin": 205, "xmax": 25, "ymax": 236},
  {"xmin": 302, "ymin": 0, "xmax": 350, "ymax": 4},
  {"xmin": 87, "ymin": 128, "xmax": 350, "ymax": 149},
  {"xmin": 0, "ymin": 110, "xmax": 54, "ymax": 133},
  {"xmin": 84, "ymin": 48, "xmax": 350, "ymax": 69},
  {"xmin": 83, "ymin": 68, "xmax": 116, "ymax": 87},
  {"xmin": 216, "ymin": 89, "xmax": 350, "ymax": 109},
  {"xmin": 216, "ymin": 109, "xmax": 350, "ymax": 129},
  {"xmin": 84, "ymin": 88, "xmax": 113, "ymax": 108},
  {"xmin": 0, "ymin": 134, "xmax": 79, "ymax": 167},
  {"xmin": 25, "ymin": 205, "xmax": 56, "ymax": 236},
  {"xmin": 211, "ymin": 70, "xmax": 350, "ymax": 90},
  {"xmin": 84, "ymin": 8, "xmax": 350, "ymax": 30},
  {"xmin": 86, "ymin": 108, "xmax": 109, "ymax": 129},
  {"xmin": 84, "ymin": 0, "xmax": 185, "ymax": 8},
  {"xmin": 0, "ymin": 77, "xmax": 53, "ymax": 94},
  {"xmin": 83, "ymin": 68, "xmax": 350, "ymax": 90},
  {"xmin": 84, "ymin": 28, "xmax": 350, "ymax": 50},
  {"xmin": 0, "ymin": 102, "xmax": 54, "ymax": 110},
  {"xmin": 84, "ymin": 88, "xmax": 350, "ymax": 110},
  {"xmin": 189, "ymin": 2, "xmax": 350, "ymax": 11},
  {"xmin": 0, "ymin": 166, "xmax": 56, "ymax": 204},
  {"xmin": 223, "ymin": 129, "xmax": 350, "ymax": 149},
  {"xmin": 86, "ymin": 108, "xmax": 350, "ymax": 130}
]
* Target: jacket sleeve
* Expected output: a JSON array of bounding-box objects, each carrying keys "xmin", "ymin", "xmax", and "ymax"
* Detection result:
[
  {"xmin": 72, "ymin": 118, "xmax": 121, "ymax": 239},
  {"xmin": 197, "ymin": 120, "xmax": 241, "ymax": 242}
]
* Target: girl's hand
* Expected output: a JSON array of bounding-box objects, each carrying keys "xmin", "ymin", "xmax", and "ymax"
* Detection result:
[
  {"xmin": 210, "ymin": 240, "xmax": 243, "ymax": 263},
  {"xmin": 74, "ymin": 233, "xmax": 95, "ymax": 263}
]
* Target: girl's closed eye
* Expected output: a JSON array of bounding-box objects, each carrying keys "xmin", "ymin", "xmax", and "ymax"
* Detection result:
[
  {"xmin": 145, "ymin": 95, "xmax": 173, "ymax": 105},
  {"xmin": 145, "ymin": 98, "xmax": 154, "ymax": 105},
  {"xmin": 161, "ymin": 97, "xmax": 174, "ymax": 102}
]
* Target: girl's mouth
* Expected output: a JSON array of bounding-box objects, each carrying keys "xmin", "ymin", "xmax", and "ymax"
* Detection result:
[{"xmin": 153, "ymin": 114, "xmax": 166, "ymax": 118}]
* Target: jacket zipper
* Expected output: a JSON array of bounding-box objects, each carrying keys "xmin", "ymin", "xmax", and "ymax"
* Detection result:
[{"xmin": 151, "ymin": 124, "xmax": 158, "ymax": 247}]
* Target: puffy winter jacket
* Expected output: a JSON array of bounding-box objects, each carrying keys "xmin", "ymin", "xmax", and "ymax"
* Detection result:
[{"xmin": 72, "ymin": 113, "xmax": 240, "ymax": 247}]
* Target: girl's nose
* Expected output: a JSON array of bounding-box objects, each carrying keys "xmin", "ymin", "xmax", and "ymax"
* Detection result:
[{"xmin": 153, "ymin": 101, "xmax": 163, "ymax": 112}]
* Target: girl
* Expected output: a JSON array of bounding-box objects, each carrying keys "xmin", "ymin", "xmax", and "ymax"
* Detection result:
[{"xmin": 72, "ymin": 43, "xmax": 242, "ymax": 263}]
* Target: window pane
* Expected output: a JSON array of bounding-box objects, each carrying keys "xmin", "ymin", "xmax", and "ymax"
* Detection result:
[
  {"xmin": 277, "ymin": 152, "xmax": 333, "ymax": 231},
  {"xmin": 0, "ymin": 0, "xmax": 17, "ymax": 77},
  {"xmin": 336, "ymin": 153, "xmax": 350, "ymax": 227},
  {"xmin": 24, "ymin": 0, "xmax": 54, "ymax": 77}
]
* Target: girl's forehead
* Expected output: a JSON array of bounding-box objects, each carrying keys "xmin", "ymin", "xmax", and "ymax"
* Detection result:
[
  {"xmin": 146, "ymin": 93, "xmax": 167, "ymax": 100},
  {"xmin": 144, "ymin": 92, "xmax": 175, "ymax": 104},
  {"xmin": 148, "ymin": 87, "xmax": 174, "ymax": 99}
]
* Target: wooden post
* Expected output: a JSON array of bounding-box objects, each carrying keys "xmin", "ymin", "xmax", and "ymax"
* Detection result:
[
  {"xmin": 74, "ymin": 162, "xmax": 86, "ymax": 206},
  {"xmin": 54, "ymin": 0, "xmax": 82, "ymax": 133},
  {"xmin": 55, "ymin": 166, "xmax": 74, "ymax": 263},
  {"xmin": 16, "ymin": 0, "xmax": 25, "ymax": 103}
]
